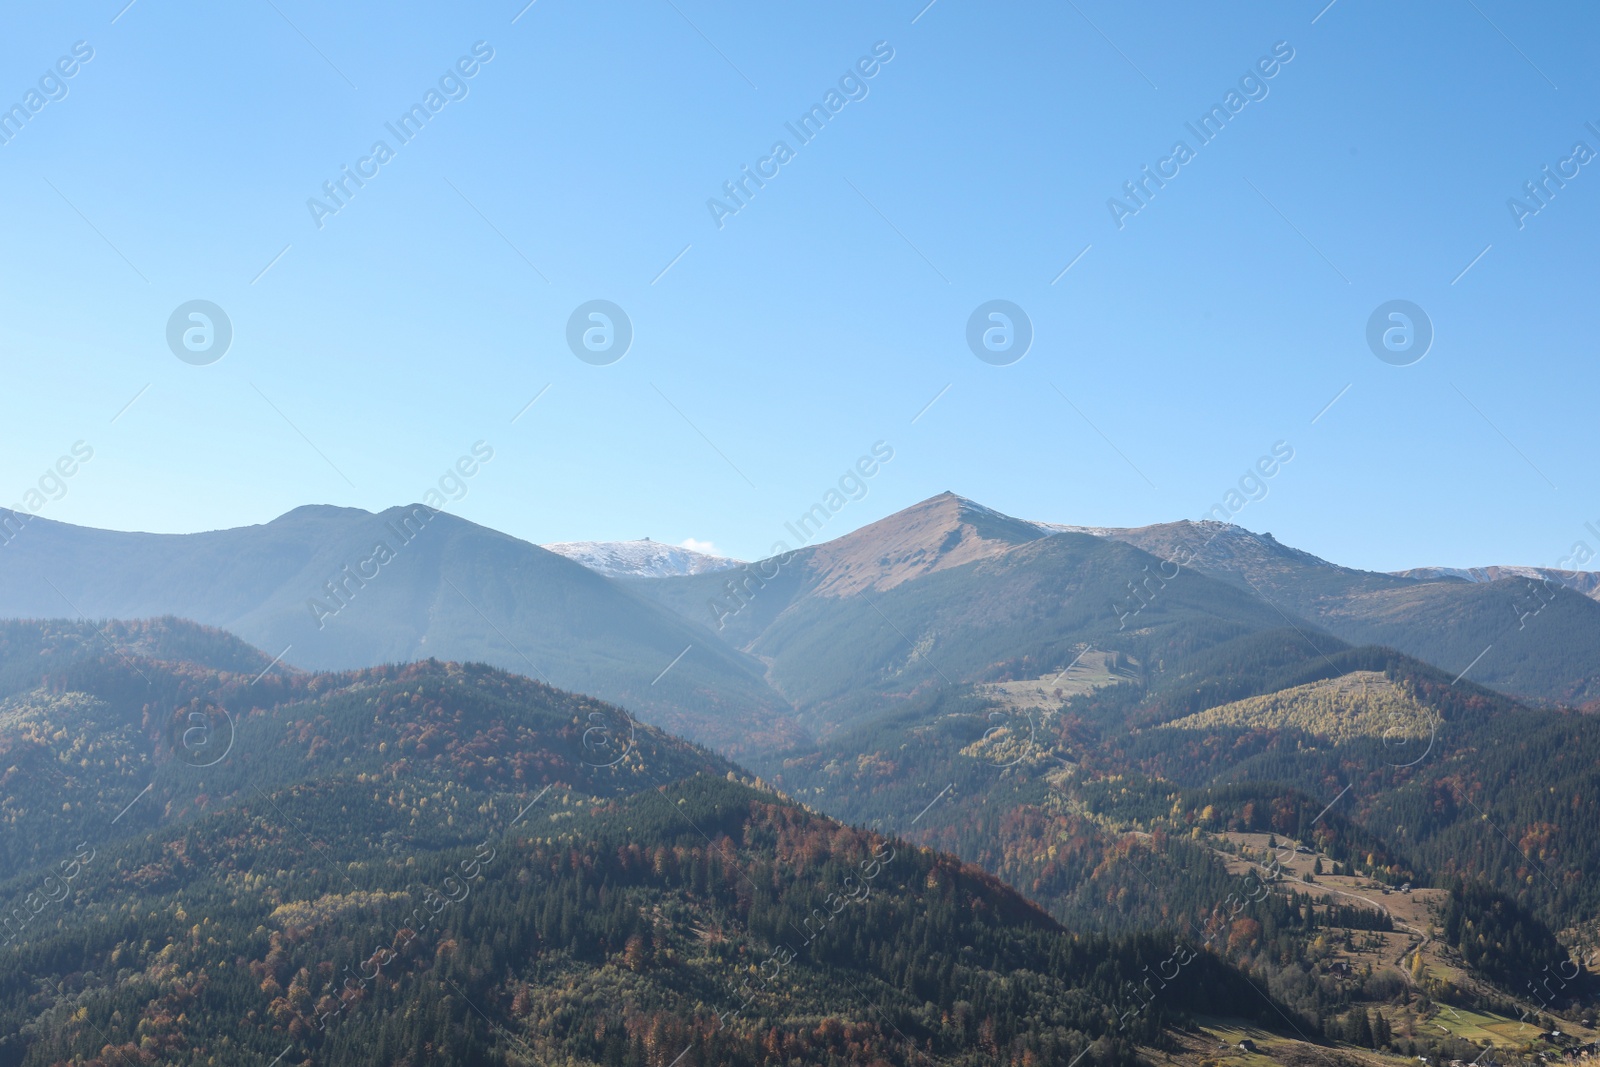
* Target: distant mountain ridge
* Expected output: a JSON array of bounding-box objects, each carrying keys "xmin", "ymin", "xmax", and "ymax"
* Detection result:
[
  {"xmin": 5, "ymin": 492, "xmax": 1600, "ymax": 741},
  {"xmin": 1394, "ymin": 564, "xmax": 1600, "ymax": 600},
  {"xmin": 0, "ymin": 504, "xmax": 802, "ymax": 756},
  {"xmin": 1011, "ymin": 514, "xmax": 1600, "ymax": 705},
  {"xmin": 542, "ymin": 537, "xmax": 743, "ymax": 578}
]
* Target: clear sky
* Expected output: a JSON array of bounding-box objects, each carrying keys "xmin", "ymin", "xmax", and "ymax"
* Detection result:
[{"xmin": 2, "ymin": 0, "xmax": 1596, "ymax": 572}]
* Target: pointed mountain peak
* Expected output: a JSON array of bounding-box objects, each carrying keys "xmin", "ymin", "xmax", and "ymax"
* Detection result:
[{"xmin": 802, "ymin": 493, "xmax": 1045, "ymax": 596}]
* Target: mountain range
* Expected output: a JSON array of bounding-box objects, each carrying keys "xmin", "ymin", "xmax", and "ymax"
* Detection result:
[
  {"xmin": 560, "ymin": 498, "xmax": 1600, "ymax": 710},
  {"xmin": 1393, "ymin": 564, "xmax": 1600, "ymax": 600},
  {"xmin": 3, "ymin": 494, "xmax": 1599, "ymax": 1065},
  {"xmin": 0, "ymin": 504, "xmax": 800, "ymax": 756},
  {"xmin": 4, "ymin": 493, "xmax": 1598, "ymax": 754},
  {"xmin": 1038, "ymin": 516, "xmax": 1600, "ymax": 706}
]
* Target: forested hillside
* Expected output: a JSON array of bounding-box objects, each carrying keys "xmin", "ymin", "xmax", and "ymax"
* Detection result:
[
  {"xmin": 764, "ymin": 630, "xmax": 1600, "ymax": 1029},
  {"xmin": 0, "ymin": 619, "xmax": 1299, "ymax": 1067}
]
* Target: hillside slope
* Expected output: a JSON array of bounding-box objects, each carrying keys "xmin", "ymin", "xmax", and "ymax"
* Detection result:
[
  {"xmin": 764, "ymin": 632, "xmax": 1600, "ymax": 1030},
  {"xmin": 1060, "ymin": 520, "xmax": 1600, "ymax": 704},
  {"xmin": 635, "ymin": 494, "xmax": 1325, "ymax": 734},
  {"xmin": 0, "ymin": 619, "xmax": 1292, "ymax": 1067}
]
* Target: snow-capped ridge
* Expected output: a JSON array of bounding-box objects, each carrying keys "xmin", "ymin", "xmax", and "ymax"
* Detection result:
[
  {"xmin": 542, "ymin": 538, "xmax": 744, "ymax": 579},
  {"xmin": 1394, "ymin": 565, "xmax": 1600, "ymax": 601}
]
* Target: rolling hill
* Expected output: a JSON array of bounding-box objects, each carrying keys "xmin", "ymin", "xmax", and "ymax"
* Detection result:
[
  {"xmin": 1157, "ymin": 670, "xmax": 1435, "ymax": 744},
  {"xmin": 779, "ymin": 620, "xmax": 1600, "ymax": 928}
]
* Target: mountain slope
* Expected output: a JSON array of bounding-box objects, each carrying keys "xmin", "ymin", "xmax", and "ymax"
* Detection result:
[
  {"xmin": 763, "ymin": 631, "xmax": 1600, "ymax": 1019},
  {"xmin": 1157, "ymin": 670, "xmax": 1434, "ymax": 743},
  {"xmin": 1036, "ymin": 519, "xmax": 1600, "ymax": 705},
  {"xmin": 0, "ymin": 617, "xmax": 737, "ymax": 877},
  {"xmin": 752, "ymin": 530, "xmax": 1295, "ymax": 722},
  {"xmin": 799, "ymin": 491, "xmax": 1049, "ymax": 596},
  {"xmin": 634, "ymin": 494, "xmax": 1325, "ymax": 733},
  {"xmin": 0, "ymin": 507, "xmax": 801, "ymax": 755}
]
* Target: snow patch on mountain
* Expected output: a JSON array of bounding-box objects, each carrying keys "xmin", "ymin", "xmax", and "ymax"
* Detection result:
[
  {"xmin": 1030, "ymin": 521, "xmax": 1119, "ymax": 538},
  {"xmin": 542, "ymin": 538, "xmax": 744, "ymax": 579}
]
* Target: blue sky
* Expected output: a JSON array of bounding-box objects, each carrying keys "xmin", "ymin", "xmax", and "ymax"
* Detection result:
[{"xmin": 1, "ymin": 0, "xmax": 1596, "ymax": 571}]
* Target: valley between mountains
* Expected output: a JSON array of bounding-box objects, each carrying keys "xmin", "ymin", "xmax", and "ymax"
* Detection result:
[{"xmin": 1, "ymin": 493, "xmax": 1597, "ymax": 1067}]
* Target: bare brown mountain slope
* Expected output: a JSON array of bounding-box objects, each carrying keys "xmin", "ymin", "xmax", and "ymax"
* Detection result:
[{"xmin": 802, "ymin": 491, "xmax": 1046, "ymax": 596}]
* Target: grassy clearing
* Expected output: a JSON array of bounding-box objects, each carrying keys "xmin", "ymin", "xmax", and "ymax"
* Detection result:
[{"xmin": 978, "ymin": 649, "xmax": 1132, "ymax": 712}]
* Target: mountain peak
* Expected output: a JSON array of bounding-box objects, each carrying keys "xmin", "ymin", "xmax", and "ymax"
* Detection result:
[
  {"xmin": 1052, "ymin": 518, "xmax": 1342, "ymax": 581},
  {"xmin": 802, "ymin": 492, "xmax": 1046, "ymax": 596},
  {"xmin": 275, "ymin": 503, "xmax": 377, "ymax": 520}
]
